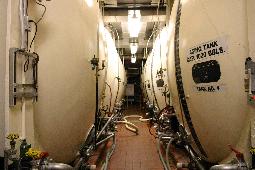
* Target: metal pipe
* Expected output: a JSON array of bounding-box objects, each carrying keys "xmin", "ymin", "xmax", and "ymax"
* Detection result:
[
  {"xmin": 4, "ymin": 151, "xmax": 8, "ymax": 170},
  {"xmin": 184, "ymin": 145, "xmax": 205, "ymax": 170},
  {"xmin": 73, "ymin": 157, "xmax": 84, "ymax": 170},
  {"xmin": 39, "ymin": 163, "xmax": 73, "ymax": 170},
  {"xmin": 96, "ymin": 133, "xmax": 114, "ymax": 146},
  {"xmin": 19, "ymin": 0, "xmax": 28, "ymax": 50},
  {"xmin": 166, "ymin": 138, "xmax": 174, "ymax": 170},
  {"xmin": 157, "ymin": 138, "xmax": 168, "ymax": 170},
  {"xmin": 104, "ymin": 5, "xmax": 166, "ymax": 11},
  {"xmin": 209, "ymin": 164, "xmax": 243, "ymax": 170},
  {"xmin": 102, "ymin": 135, "xmax": 116, "ymax": 170},
  {"xmin": 97, "ymin": 114, "xmax": 115, "ymax": 139}
]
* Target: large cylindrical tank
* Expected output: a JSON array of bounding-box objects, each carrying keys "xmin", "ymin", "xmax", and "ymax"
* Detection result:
[
  {"xmin": 167, "ymin": 0, "xmax": 254, "ymax": 164},
  {"xmin": 33, "ymin": 0, "xmax": 105, "ymax": 163},
  {"xmin": 117, "ymin": 63, "xmax": 126, "ymax": 101},
  {"xmin": 143, "ymin": 54, "xmax": 154, "ymax": 104},
  {"xmin": 141, "ymin": 69, "xmax": 147, "ymax": 102},
  {"xmin": 142, "ymin": 27, "xmax": 171, "ymax": 110},
  {"xmin": 151, "ymin": 27, "xmax": 171, "ymax": 110},
  {"xmin": 101, "ymin": 28, "xmax": 126, "ymax": 111}
]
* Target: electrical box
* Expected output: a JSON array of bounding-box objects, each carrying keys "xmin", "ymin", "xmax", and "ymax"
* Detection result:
[{"xmin": 9, "ymin": 48, "xmax": 39, "ymax": 106}]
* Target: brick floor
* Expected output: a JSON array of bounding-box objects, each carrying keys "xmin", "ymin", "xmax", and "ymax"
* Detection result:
[
  {"xmin": 89, "ymin": 105, "xmax": 189, "ymax": 170},
  {"xmin": 108, "ymin": 122, "xmax": 163, "ymax": 170}
]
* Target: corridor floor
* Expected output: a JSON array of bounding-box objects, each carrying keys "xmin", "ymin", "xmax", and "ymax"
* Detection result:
[
  {"xmin": 89, "ymin": 105, "xmax": 188, "ymax": 170},
  {"xmin": 108, "ymin": 118, "xmax": 163, "ymax": 170}
]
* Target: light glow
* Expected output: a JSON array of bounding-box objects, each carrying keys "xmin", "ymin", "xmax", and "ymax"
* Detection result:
[
  {"xmin": 131, "ymin": 54, "xmax": 136, "ymax": 63},
  {"xmin": 85, "ymin": 0, "xmax": 93, "ymax": 7},
  {"xmin": 130, "ymin": 43, "xmax": 138, "ymax": 54},
  {"xmin": 128, "ymin": 10, "xmax": 141, "ymax": 38}
]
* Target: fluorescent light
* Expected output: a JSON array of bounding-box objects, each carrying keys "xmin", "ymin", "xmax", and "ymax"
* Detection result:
[
  {"xmin": 85, "ymin": 0, "xmax": 93, "ymax": 7},
  {"xmin": 130, "ymin": 43, "xmax": 138, "ymax": 54},
  {"xmin": 131, "ymin": 54, "xmax": 136, "ymax": 63},
  {"xmin": 128, "ymin": 10, "xmax": 141, "ymax": 38}
]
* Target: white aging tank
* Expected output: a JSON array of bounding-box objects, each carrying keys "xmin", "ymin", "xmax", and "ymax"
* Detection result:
[
  {"xmin": 117, "ymin": 63, "xmax": 127, "ymax": 101},
  {"xmin": 101, "ymin": 28, "xmax": 126, "ymax": 112},
  {"xmin": 142, "ymin": 27, "xmax": 172, "ymax": 110},
  {"xmin": 141, "ymin": 69, "xmax": 147, "ymax": 102},
  {"xmin": 33, "ymin": 0, "xmax": 105, "ymax": 163},
  {"xmin": 143, "ymin": 53, "xmax": 154, "ymax": 104},
  {"xmin": 151, "ymin": 27, "xmax": 171, "ymax": 110},
  {"xmin": 167, "ymin": 0, "xmax": 255, "ymax": 164}
]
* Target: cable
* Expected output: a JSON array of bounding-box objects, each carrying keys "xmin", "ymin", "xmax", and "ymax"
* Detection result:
[
  {"xmin": 28, "ymin": 20, "xmax": 38, "ymax": 52},
  {"xmin": 105, "ymin": 82, "xmax": 112, "ymax": 112},
  {"xmin": 23, "ymin": 56, "xmax": 30, "ymax": 72},
  {"xmin": 145, "ymin": 0, "xmax": 161, "ymax": 58},
  {"xmin": 35, "ymin": 0, "xmax": 46, "ymax": 24},
  {"xmin": 32, "ymin": 52, "xmax": 39, "ymax": 87}
]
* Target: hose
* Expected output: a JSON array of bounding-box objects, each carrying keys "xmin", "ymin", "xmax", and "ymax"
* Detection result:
[
  {"xmin": 118, "ymin": 115, "xmax": 150, "ymax": 134},
  {"xmin": 101, "ymin": 135, "xmax": 116, "ymax": 170},
  {"xmin": 117, "ymin": 121, "xmax": 139, "ymax": 134},
  {"xmin": 157, "ymin": 138, "xmax": 168, "ymax": 170},
  {"xmin": 124, "ymin": 115, "xmax": 150, "ymax": 122},
  {"xmin": 97, "ymin": 114, "xmax": 115, "ymax": 139},
  {"xmin": 166, "ymin": 138, "xmax": 174, "ymax": 170}
]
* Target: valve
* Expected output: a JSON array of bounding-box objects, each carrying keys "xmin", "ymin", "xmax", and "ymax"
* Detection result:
[
  {"xmin": 90, "ymin": 55, "xmax": 99, "ymax": 70},
  {"xmin": 6, "ymin": 133, "xmax": 19, "ymax": 150},
  {"xmin": 228, "ymin": 145, "xmax": 245, "ymax": 163}
]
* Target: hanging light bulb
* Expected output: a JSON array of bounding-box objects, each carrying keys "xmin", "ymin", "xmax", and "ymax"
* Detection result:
[
  {"xmin": 130, "ymin": 43, "xmax": 138, "ymax": 54},
  {"xmin": 85, "ymin": 0, "xmax": 93, "ymax": 7},
  {"xmin": 128, "ymin": 10, "xmax": 141, "ymax": 38},
  {"xmin": 131, "ymin": 54, "xmax": 136, "ymax": 63}
]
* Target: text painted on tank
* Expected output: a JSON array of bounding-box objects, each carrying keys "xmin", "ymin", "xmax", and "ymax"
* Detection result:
[
  {"xmin": 187, "ymin": 36, "xmax": 228, "ymax": 63},
  {"xmin": 193, "ymin": 83, "xmax": 225, "ymax": 93}
]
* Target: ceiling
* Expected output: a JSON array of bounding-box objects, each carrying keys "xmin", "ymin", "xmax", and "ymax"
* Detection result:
[{"xmin": 103, "ymin": 0, "xmax": 167, "ymax": 76}]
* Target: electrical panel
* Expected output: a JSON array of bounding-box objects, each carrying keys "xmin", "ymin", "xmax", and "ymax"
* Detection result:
[{"xmin": 9, "ymin": 48, "xmax": 39, "ymax": 106}]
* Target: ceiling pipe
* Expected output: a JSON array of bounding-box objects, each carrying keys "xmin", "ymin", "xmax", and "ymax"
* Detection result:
[{"xmin": 104, "ymin": 5, "xmax": 166, "ymax": 10}]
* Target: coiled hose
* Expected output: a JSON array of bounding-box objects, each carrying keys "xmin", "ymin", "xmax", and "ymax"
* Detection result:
[{"xmin": 118, "ymin": 115, "xmax": 150, "ymax": 134}]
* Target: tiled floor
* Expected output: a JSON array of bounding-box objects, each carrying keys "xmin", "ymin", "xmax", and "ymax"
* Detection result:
[
  {"xmin": 108, "ymin": 121, "xmax": 163, "ymax": 170},
  {"xmin": 89, "ymin": 105, "xmax": 189, "ymax": 170}
]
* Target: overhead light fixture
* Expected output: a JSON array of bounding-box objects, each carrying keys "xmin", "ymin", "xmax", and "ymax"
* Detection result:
[
  {"xmin": 130, "ymin": 43, "xmax": 138, "ymax": 54},
  {"xmin": 128, "ymin": 10, "xmax": 141, "ymax": 38},
  {"xmin": 85, "ymin": 0, "xmax": 93, "ymax": 7},
  {"xmin": 131, "ymin": 54, "xmax": 136, "ymax": 63}
]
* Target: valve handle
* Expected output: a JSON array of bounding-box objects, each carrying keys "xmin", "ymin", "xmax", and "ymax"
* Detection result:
[{"xmin": 228, "ymin": 144, "xmax": 244, "ymax": 160}]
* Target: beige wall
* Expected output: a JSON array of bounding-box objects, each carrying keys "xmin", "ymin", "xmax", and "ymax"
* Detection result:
[
  {"xmin": 0, "ymin": 0, "xmax": 8, "ymax": 157},
  {"xmin": 247, "ymin": 0, "xmax": 255, "ymax": 57}
]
